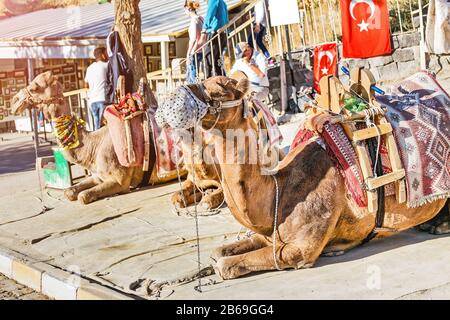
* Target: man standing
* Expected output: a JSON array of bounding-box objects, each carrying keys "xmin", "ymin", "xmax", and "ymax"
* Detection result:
[
  {"xmin": 230, "ymin": 42, "xmax": 270, "ymax": 101},
  {"xmin": 199, "ymin": 0, "xmax": 229, "ymax": 77},
  {"xmin": 85, "ymin": 47, "xmax": 109, "ymax": 131}
]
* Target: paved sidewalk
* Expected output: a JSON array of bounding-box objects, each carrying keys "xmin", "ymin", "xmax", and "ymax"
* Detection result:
[{"xmin": 0, "ymin": 273, "xmax": 48, "ymax": 300}]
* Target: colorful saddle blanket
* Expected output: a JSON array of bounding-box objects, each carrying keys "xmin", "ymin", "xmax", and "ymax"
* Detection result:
[
  {"xmin": 377, "ymin": 71, "xmax": 450, "ymax": 207},
  {"xmin": 104, "ymin": 103, "xmax": 182, "ymax": 180},
  {"xmin": 291, "ymin": 71, "xmax": 450, "ymax": 208}
]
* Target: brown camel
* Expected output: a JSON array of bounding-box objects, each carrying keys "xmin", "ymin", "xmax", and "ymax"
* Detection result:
[
  {"xmin": 156, "ymin": 76, "xmax": 449, "ymax": 280},
  {"xmin": 11, "ymin": 71, "xmax": 222, "ymax": 208}
]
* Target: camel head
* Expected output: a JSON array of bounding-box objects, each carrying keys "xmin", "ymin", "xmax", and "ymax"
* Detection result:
[
  {"xmin": 12, "ymin": 71, "xmax": 68, "ymax": 120},
  {"xmin": 155, "ymin": 76, "xmax": 250, "ymax": 130}
]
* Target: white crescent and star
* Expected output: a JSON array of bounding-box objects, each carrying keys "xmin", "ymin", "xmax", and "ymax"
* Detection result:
[
  {"xmin": 318, "ymin": 50, "xmax": 334, "ymax": 75},
  {"xmin": 349, "ymin": 0, "xmax": 375, "ymax": 32}
]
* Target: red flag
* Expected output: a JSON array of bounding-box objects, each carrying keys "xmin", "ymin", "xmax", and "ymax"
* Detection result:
[
  {"xmin": 313, "ymin": 42, "xmax": 338, "ymax": 93},
  {"xmin": 340, "ymin": 0, "xmax": 392, "ymax": 58}
]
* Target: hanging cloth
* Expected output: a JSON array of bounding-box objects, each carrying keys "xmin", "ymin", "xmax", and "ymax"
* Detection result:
[
  {"xmin": 106, "ymin": 31, "xmax": 132, "ymax": 104},
  {"xmin": 426, "ymin": 0, "xmax": 450, "ymax": 54}
]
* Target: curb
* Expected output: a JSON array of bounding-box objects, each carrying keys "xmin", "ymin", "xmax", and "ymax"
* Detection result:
[{"xmin": 0, "ymin": 248, "xmax": 134, "ymax": 300}]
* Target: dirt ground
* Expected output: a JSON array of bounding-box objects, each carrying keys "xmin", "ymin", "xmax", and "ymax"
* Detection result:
[{"xmin": 0, "ymin": 273, "xmax": 48, "ymax": 300}]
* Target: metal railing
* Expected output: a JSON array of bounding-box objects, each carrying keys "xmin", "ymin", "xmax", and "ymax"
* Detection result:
[
  {"xmin": 63, "ymin": 88, "xmax": 94, "ymax": 131},
  {"xmin": 146, "ymin": 0, "xmax": 429, "ymax": 103}
]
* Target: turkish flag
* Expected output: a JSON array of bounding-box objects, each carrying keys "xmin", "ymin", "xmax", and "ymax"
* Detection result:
[
  {"xmin": 313, "ymin": 42, "xmax": 338, "ymax": 93},
  {"xmin": 340, "ymin": 0, "xmax": 392, "ymax": 58}
]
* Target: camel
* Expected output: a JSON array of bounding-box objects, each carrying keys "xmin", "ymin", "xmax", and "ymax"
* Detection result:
[
  {"xmin": 11, "ymin": 71, "xmax": 223, "ymax": 208},
  {"xmin": 156, "ymin": 76, "xmax": 449, "ymax": 280}
]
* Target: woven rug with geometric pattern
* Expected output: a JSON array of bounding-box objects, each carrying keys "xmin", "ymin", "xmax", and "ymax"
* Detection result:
[{"xmin": 377, "ymin": 71, "xmax": 450, "ymax": 208}]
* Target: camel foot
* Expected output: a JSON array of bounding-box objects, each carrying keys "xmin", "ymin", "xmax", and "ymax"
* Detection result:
[
  {"xmin": 64, "ymin": 188, "xmax": 79, "ymax": 201},
  {"xmin": 213, "ymin": 257, "xmax": 240, "ymax": 280},
  {"xmin": 321, "ymin": 250, "xmax": 345, "ymax": 257},
  {"xmin": 418, "ymin": 201, "xmax": 450, "ymax": 235},
  {"xmin": 200, "ymin": 191, "xmax": 224, "ymax": 210},
  {"xmin": 78, "ymin": 191, "xmax": 96, "ymax": 205},
  {"xmin": 171, "ymin": 192, "xmax": 188, "ymax": 209}
]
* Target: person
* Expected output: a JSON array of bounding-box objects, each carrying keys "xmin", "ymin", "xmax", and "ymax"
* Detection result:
[
  {"xmin": 248, "ymin": 0, "xmax": 275, "ymax": 66},
  {"xmin": 184, "ymin": 0, "xmax": 204, "ymax": 84},
  {"xmin": 198, "ymin": 0, "xmax": 229, "ymax": 77},
  {"xmin": 230, "ymin": 42, "xmax": 270, "ymax": 101},
  {"xmin": 85, "ymin": 47, "xmax": 109, "ymax": 131}
]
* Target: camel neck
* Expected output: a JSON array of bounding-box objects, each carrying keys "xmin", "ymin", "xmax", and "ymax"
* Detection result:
[
  {"xmin": 51, "ymin": 103, "xmax": 98, "ymax": 170},
  {"xmin": 212, "ymin": 117, "xmax": 278, "ymax": 235}
]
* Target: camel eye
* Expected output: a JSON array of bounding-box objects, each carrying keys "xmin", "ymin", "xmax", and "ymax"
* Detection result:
[{"xmin": 29, "ymin": 82, "xmax": 44, "ymax": 93}]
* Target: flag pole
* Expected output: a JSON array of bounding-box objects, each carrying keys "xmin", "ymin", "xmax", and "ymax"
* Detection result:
[{"xmin": 418, "ymin": 0, "xmax": 427, "ymax": 70}]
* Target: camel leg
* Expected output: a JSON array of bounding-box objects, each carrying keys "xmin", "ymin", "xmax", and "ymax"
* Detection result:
[
  {"xmin": 77, "ymin": 180, "xmax": 129, "ymax": 205},
  {"xmin": 64, "ymin": 176, "xmax": 98, "ymax": 201},
  {"xmin": 214, "ymin": 206, "xmax": 343, "ymax": 279},
  {"xmin": 171, "ymin": 179, "xmax": 202, "ymax": 208},
  {"xmin": 214, "ymin": 244, "xmax": 310, "ymax": 280},
  {"xmin": 419, "ymin": 200, "xmax": 450, "ymax": 235},
  {"xmin": 211, "ymin": 234, "xmax": 268, "ymax": 263}
]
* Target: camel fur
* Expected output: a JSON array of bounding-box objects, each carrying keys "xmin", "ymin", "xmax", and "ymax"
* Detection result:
[
  {"xmin": 156, "ymin": 76, "xmax": 449, "ymax": 280},
  {"xmin": 11, "ymin": 71, "xmax": 222, "ymax": 208}
]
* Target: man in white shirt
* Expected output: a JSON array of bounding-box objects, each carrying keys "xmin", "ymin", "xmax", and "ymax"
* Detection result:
[
  {"xmin": 85, "ymin": 47, "xmax": 109, "ymax": 130},
  {"xmin": 230, "ymin": 42, "xmax": 270, "ymax": 101}
]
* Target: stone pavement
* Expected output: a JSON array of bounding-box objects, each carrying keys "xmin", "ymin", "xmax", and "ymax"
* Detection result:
[{"xmin": 0, "ymin": 273, "xmax": 48, "ymax": 300}]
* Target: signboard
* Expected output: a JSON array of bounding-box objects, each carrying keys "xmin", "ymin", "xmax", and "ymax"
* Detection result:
[{"xmin": 268, "ymin": 0, "xmax": 300, "ymax": 27}]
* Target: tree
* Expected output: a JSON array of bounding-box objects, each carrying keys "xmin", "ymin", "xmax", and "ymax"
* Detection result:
[{"xmin": 114, "ymin": 0, "xmax": 157, "ymax": 107}]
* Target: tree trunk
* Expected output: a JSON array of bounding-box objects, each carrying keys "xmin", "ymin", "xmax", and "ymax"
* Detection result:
[{"xmin": 114, "ymin": 0, "xmax": 157, "ymax": 107}]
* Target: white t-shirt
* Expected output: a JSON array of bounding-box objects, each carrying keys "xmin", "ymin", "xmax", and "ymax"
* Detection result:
[
  {"xmin": 230, "ymin": 51, "xmax": 269, "ymax": 88},
  {"xmin": 84, "ymin": 61, "xmax": 109, "ymax": 103},
  {"xmin": 189, "ymin": 16, "xmax": 204, "ymax": 44}
]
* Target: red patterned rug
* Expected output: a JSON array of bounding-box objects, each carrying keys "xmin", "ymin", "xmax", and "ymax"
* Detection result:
[
  {"xmin": 377, "ymin": 71, "xmax": 450, "ymax": 207},
  {"xmin": 148, "ymin": 108, "xmax": 183, "ymax": 179}
]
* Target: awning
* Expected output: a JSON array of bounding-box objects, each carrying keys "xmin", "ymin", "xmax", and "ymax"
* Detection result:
[{"xmin": 0, "ymin": 0, "xmax": 242, "ymax": 59}]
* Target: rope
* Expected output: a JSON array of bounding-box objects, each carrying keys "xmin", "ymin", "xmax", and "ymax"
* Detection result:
[
  {"xmin": 271, "ymin": 175, "xmax": 282, "ymax": 271},
  {"xmin": 191, "ymin": 137, "xmax": 203, "ymax": 293}
]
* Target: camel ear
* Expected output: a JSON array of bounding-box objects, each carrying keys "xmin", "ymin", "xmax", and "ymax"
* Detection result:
[
  {"xmin": 42, "ymin": 71, "xmax": 56, "ymax": 86},
  {"xmin": 234, "ymin": 78, "xmax": 250, "ymax": 99}
]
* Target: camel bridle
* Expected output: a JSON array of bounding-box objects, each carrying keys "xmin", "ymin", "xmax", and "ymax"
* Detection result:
[
  {"xmin": 19, "ymin": 86, "xmax": 65, "ymax": 107},
  {"xmin": 197, "ymin": 82, "xmax": 250, "ymax": 131}
]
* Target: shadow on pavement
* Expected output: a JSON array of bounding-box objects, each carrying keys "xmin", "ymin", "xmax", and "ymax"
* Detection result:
[{"xmin": 0, "ymin": 139, "xmax": 53, "ymax": 175}]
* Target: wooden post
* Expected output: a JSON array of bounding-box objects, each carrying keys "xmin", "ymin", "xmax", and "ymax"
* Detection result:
[
  {"xmin": 160, "ymin": 41, "xmax": 170, "ymax": 71},
  {"xmin": 418, "ymin": 0, "xmax": 427, "ymax": 70},
  {"xmin": 27, "ymin": 59, "xmax": 40, "ymax": 154},
  {"xmin": 278, "ymin": 26, "xmax": 288, "ymax": 114}
]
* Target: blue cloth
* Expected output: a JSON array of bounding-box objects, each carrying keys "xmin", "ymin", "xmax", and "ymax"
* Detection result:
[
  {"xmin": 186, "ymin": 62, "xmax": 197, "ymax": 84},
  {"xmin": 90, "ymin": 101, "xmax": 106, "ymax": 131},
  {"xmin": 203, "ymin": 0, "xmax": 229, "ymax": 33}
]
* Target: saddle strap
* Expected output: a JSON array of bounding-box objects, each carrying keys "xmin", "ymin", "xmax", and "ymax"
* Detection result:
[
  {"xmin": 139, "ymin": 111, "xmax": 153, "ymax": 188},
  {"xmin": 361, "ymin": 137, "xmax": 386, "ymax": 245}
]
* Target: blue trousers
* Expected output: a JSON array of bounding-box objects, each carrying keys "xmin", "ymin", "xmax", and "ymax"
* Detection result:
[
  {"xmin": 248, "ymin": 25, "xmax": 271, "ymax": 59},
  {"xmin": 90, "ymin": 101, "xmax": 106, "ymax": 131}
]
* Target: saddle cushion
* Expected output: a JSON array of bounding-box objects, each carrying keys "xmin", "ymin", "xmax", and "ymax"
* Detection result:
[{"xmin": 104, "ymin": 105, "xmax": 145, "ymax": 168}]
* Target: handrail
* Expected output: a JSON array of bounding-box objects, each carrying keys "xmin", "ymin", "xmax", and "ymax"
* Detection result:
[
  {"xmin": 63, "ymin": 88, "xmax": 88, "ymax": 97},
  {"xmin": 177, "ymin": 0, "xmax": 261, "ymax": 73}
]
